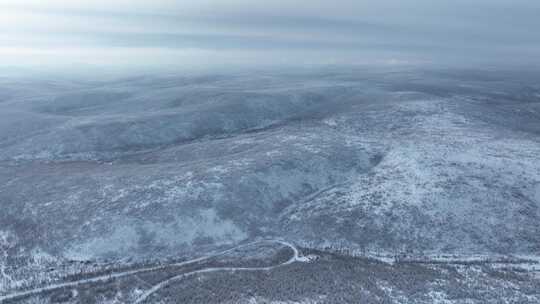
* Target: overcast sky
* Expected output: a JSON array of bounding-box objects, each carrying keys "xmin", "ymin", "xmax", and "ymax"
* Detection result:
[{"xmin": 1, "ymin": 0, "xmax": 539, "ymax": 69}]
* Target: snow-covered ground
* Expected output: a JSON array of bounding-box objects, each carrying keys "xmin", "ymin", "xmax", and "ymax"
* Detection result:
[{"xmin": 1, "ymin": 67, "xmax": 539, "ymax": 301}]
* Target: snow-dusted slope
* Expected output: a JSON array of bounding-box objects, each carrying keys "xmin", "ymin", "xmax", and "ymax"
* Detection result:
[{"xmin": 1, "ymin": 68, "xmax": 539, "ymax": 295}]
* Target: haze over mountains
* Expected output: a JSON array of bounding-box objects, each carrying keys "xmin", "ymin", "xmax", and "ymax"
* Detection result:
[
  {"xmin": 1, "ymin": 67, "xmax": 540, "ymax": 303},
  {"xmin": 1, "ymin": 0, "xmax": 540, "ymax": 303}
]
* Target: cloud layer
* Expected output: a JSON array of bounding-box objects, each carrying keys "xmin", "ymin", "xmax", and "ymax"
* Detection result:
[{"xmin": 1, "ymin": 0, "xmax": 539, "ymax": 68}]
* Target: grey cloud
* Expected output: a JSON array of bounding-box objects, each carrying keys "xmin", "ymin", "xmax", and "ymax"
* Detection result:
[{"xmin": 1, "ymin": 0, "xmax": 539, "ymax": 68}]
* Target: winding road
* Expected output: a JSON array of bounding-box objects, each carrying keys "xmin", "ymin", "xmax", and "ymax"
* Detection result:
[
  {"xmin": 134, "ymin": 240, "xmax": 300, "ymax": 303},
  {"xmin": 0, "ymin": 240, "xmax": 302, "ymax": 303}
]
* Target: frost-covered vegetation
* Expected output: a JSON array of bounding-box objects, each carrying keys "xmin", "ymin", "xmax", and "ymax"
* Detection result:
[{"xmin": 1, "ymin": 67, "xmax": 539, "ymax": 302}]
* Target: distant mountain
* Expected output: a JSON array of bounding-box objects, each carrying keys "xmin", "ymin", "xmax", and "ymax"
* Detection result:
[{"xmin": 1, "ymin": 68, "xmax": 539, "ymax": 299}]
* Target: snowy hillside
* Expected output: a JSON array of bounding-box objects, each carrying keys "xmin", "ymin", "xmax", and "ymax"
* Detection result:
[{"xmin": 1, "ymin": 67, "xmax": 539, "ymax": 302}]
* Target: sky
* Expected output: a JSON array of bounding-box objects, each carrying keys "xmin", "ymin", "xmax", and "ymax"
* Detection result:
[{"xmin": 1, "ymin": 0, "xmax": 539, "ymax": 69}]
